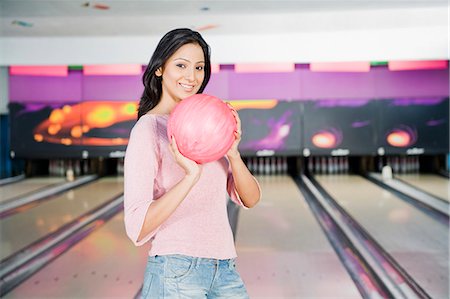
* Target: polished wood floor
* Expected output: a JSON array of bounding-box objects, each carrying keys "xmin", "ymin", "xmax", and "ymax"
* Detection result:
[{"xmin": 2, "ymin": 173, "xmax": 448, "ymax": 298}]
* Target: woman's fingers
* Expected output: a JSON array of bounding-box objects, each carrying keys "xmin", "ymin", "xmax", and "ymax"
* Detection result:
[{"xmin": 227, "ymin": 103, "xmax": 242, "ymax": 134}]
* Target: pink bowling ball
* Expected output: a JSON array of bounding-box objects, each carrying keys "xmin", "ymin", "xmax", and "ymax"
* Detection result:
[{"xmin": 167, "ymin": 94, "xmax": 237, "ymax": 164}]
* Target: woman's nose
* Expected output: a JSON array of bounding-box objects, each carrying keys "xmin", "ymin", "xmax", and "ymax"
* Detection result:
[{"xmin": 184, "ymin": 67, "xmax": 195, "ymax": 81}]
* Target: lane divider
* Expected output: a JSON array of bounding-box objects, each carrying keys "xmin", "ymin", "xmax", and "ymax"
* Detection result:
[
  {"xmin": 0, "ymin": 174, "xmax": 98, "ymax": 219},
  {"xmin": 365, "ymin": 173, "xmax": 449, "ymax": 225},
  {"xmin": 0, "ymin": 174, "xmax": 25, "ymax": 186},
  {"xmin": 0, "ymin": 193, "xmax": 124, "ymax": 296}
]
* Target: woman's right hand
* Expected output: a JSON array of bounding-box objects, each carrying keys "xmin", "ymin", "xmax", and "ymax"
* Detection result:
[{"xmin": 169, "ymin": 135, "xmax": 202, "ymax": 181}]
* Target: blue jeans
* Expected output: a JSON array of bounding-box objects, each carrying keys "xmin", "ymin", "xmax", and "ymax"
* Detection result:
[{"xmin": 141, "ymin": 254, "xmax": 249, "ymax": 298}]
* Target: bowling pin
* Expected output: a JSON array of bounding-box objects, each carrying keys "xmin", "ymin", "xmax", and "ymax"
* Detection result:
[
  {"xmin": 328, "ymin": 157, "xmax": 333, "ymax": 174},
  {"xmin": 308, "ymin": 157, "xmax": 314, "ymax": 174},
  {"xmin": 74, "ymin": 160, "xmax": 81, "ymax": 176},
  {"xmin": 393, "ymin": 156, "xmax": 399, "ymax": 173},
  {"xmin": 83, "ymin": 160, "xmax": 89, "ymax": 174},
  {"xmin": 339, "ymin": 157, "xmax": 345, "ymax": 174},
  {"xmin": 400, "ymin": 156, "xmax": 406, "ymax": 173},
  {"xmin": 258, "ymin": 157, "xmax": 264, "ymax": 175},
  {"xmin": 270, "ymin": 157, "xmax": 276, "ymax": 174},
  {"xmin": 282, "ymin": 157, "xmax": 288, "ymax": 174},
  {"xmin": 252, "ymin": 157, "xmax": 258, "ymax": 174},
  {"xmin": 264, "ymin": 158, "xmax": 270, "ymax": 175},
  {"xmin": 277, "ymin": 157, "xmax": 283, "ymax": 174},
  {"xmin": 321, "ymin": 157, "xmax": 327, "ymax": 174},
  {"xmin": 314, "ymin": 157, "xmax": 320, "ymax": 174},
  {"xmin": 66, "ymin": 168, "xmax": 74, "ymax": 181}
]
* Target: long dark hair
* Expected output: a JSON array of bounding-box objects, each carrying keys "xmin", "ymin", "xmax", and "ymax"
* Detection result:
[{"xmin": 137, "ymin": 28, "xmax": 212, "ymax": 119}]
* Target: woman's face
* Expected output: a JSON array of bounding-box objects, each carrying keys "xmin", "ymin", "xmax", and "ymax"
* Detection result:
[{"xmin": 157, "ymin": 43, "xmax": 206, "ymax": 103}]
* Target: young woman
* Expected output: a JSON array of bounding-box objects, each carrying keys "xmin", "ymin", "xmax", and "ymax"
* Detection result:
[{"xmin": 124, "ymin": 28, "xmax": 261, "ymax": 298}]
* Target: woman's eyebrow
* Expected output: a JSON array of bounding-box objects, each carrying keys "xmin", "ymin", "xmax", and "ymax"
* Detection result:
[{"xmin": 173, "ymin": 58, "xmax": 205, "ymax": 63}]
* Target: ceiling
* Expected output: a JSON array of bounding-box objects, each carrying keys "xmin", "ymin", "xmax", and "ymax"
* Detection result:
[{"xmin": 1, "ymin": 0, "xmax": 447, "ymax": 37}]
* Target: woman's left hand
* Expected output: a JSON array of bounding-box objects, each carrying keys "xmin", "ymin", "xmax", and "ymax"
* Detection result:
[{"xmin": 226, "ymin": 103, "xmax": 241, "ymax": 159}]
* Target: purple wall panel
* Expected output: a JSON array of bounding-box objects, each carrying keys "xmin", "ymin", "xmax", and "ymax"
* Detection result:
[
  {"xmin": 8, "ymin": 66, "xmax": 449, "ymax": 104},
  {"xmin": 373, "ymin": 68, "xmax": 449, "ymax": 98},
  {"xmin": 299, "ymin": 69, "xmax": 375, "ymax": 99},
  {"xmin": 9, "ymin": 72, "xmax": 82, "ymax": 103},
  {"xmin": 227, "ymin": 71, "xmax": 301, "ymax": 100},
  {"xmin": 204, "ymin": 71, "xmax": 229, "ymax": 99},
  {"xmin": 83, "ymin": 74, "xmax": 143, "ymax": 101}
]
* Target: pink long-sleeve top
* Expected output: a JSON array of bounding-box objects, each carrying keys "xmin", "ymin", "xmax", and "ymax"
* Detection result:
[{"xmin": 124, "ymin": 114, "xmax": 250, "ymax": 259}]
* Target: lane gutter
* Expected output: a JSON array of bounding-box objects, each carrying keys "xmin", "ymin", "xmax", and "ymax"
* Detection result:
[{"xmin": 296, "ymin": 174, "xmax": 430, "ymax": 299}]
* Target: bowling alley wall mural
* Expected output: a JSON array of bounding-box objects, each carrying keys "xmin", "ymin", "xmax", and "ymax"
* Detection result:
[
  {"xmin": 378, "ymin": 97, "xmax": 449, "ymax": 155},
  {"xmin": 9, "ymin": 98, "xmax": 304, "ymax": 159},
  {"xmin": 303, "ymin": 99, "xmax": 378, "ymax": 156},
  {"xmin": 228, "ymin": 100, "xmax": 303, "ymax": 156},
  {"xmin": 9, "ymin": 101, "xmax": 137, "ymax": 158},
  {"xmin": 10, "ymin": 97, "xmax": 449, "ymax": 159}
]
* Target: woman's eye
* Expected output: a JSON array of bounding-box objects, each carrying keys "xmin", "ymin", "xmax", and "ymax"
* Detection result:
[
  {"xmin": 176, "ymin": 64, "xmax": 185, "ymax": 68},
  {"xmin": 196, "ymin": 66, "xmax": 204, "ymax": 71}
]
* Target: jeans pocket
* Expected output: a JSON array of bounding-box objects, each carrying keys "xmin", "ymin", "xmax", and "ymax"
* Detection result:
[{"xmin": 165, "ymin": 255, "xmax": 195, "ymax": 280}]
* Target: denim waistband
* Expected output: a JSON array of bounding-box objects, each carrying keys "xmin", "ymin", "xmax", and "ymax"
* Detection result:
[{"xmin": 151, "ymin": 254, "xmax": 236, "ymax": 269}]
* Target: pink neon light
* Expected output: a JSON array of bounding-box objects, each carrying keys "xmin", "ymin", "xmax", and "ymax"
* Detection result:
[
  {"xmin": 10, "ymin": 66, "xmax": 68, "ymax": 76},
  {"xmin": 388, "ymin": 60, "xmax": 448, "ymax": 71},
  {"xmin": 211, "ymin": 64, "xmax": 220, "ymax": 73},
  {"xmin": 310, "ymin": 62, "xmax": 370, "ymax": 72},
  {"xmin": 234, "ymin": 63, "xmax": 295, "ymax": 73},
  {"xmin": 83, "ymin": 65, "xmax": 142, "ymax": 75}
]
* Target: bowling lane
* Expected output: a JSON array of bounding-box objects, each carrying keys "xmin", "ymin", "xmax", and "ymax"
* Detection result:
[
  {"xmin": 3, "ymin": 211, "xmax": 149, "ymax": 299},
  {"xmin": 0, "ymin": 177, "xmax": 123, "ymax": 260},
  {"xmin": 0, "ymin": 177, "xmax": 66, "ymax": 203},
  {"xmin": 236, "ymin": 175, "xmax": 360, "ymax": 298},
  {"xmin": 315, "ymin": 174, "xmax": 449, "ymax": 299},
  {"xmin": 395, "ymin": 174, "xmax": 449, "ymax": 201}
]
